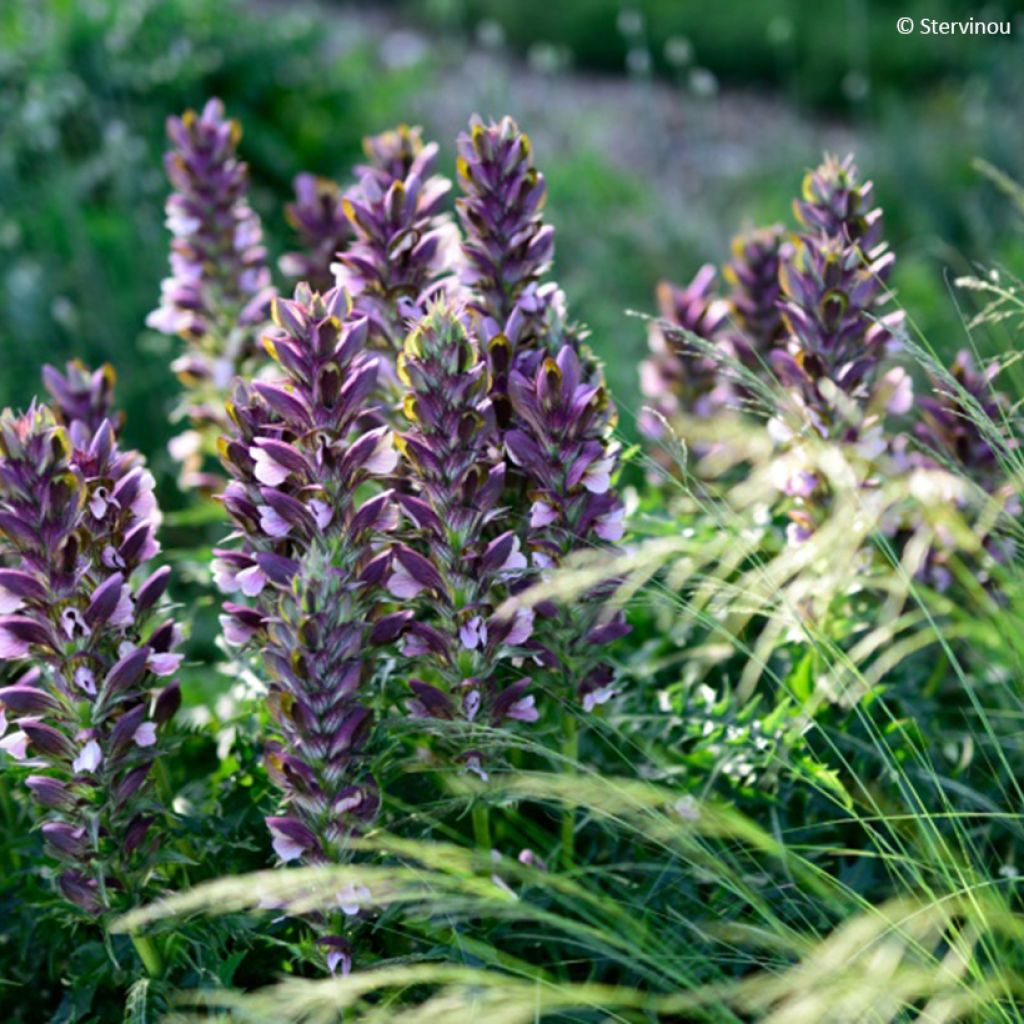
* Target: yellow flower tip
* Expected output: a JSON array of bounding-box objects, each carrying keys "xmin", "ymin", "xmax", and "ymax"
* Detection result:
[
  {"xmin": 395, "ymin": 352, "xmax": 411, "ymax": 388},
  {"xmin": 262, "ymin": 335, "xmax": 280, "ymax": 363},
  {"xmin": 402, "ymin": 394, "xmax": 419, "ymax": 423}
]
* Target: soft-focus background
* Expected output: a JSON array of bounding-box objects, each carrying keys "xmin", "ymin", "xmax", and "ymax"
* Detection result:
[{"xmin": 2, "ymin": 0, "xmax": 1023, "ymax": 494}]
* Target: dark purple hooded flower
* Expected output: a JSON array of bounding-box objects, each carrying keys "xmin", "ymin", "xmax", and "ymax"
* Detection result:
[
  {"xmin": 505, "ymin": 345, "xmax": 630, "ymax": 707},
  {"xmin": 336, "ymin": 127, "xmax": 453, "ymax": 351},
  {"xmin": 772, "ymin": 154, "xmax": 907, "ymax": 436}
]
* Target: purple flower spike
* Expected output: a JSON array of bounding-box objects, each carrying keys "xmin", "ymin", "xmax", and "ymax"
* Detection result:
[
  {"xmin": 280, "ymin": 173, "xmax": 351, "ymax": 293},
  {"xmin": 336, "ymin": 126, "xmax": 453, "ymax": 351},
  {"xmin": 147, "ymin": 97, "xmax": 276, "ymax": 490},
  {"xmin": 217, "ymin": 283, "xmax": 399, "ymax": 873},
  {"xmin": 505, "ymin": 344, "xmax": 630, "ymax": 704},
  {"xmin": 389, "ymin": 301, "xmax": 537, "ymax": 749},
  {"xmin": 639, "ymin": 265, "xmax": 738, "ymax": 439},
  {"xmin": 722, "ymin": 225, "xmax": 792, "ymax": 364},
  {"xmin": 455, "ymin": 115, "xmax": 568, "ymax": 422},
  {"xmin": 42, "ymin": 361, "xmax": 121, "ymax": 445},
  {"xmin": 775, "ymin": 153, "xmax": 905, "ymax": 427},
  {"xmin": 0, "ymin": 375, "xmax": 180, "ymax": 917}
]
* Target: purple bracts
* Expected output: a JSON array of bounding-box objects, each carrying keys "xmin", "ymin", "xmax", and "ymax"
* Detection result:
[
  {"xmin": 280, "ymin": 174, "xmax": 351, "ymax": 294},
  {"xmin": 147, "ymin": 98, "xmax": 276, "ymax": 490},
  {"xmin": 0, "ymin": 373, "xmax": 180, "ymax": 915},
  {"xmin": 216, "ymin": 285, "xmax": 399, "ymax": 865},
  {"xmin": 386, "ymin": 302, "xmax": 537, "ymax": 756}
]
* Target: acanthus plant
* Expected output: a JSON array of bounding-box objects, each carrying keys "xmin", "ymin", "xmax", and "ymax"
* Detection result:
[
  {"xmin": 769, "ymin": 155, "xmax": 913, "ymax": 543},
  {"xmin": 638, "ymin": 225, "xmax": 791, "ymax": 459},
  {"xmin": 215, "ymin": 285, "xmax": 399, "ymax": 975},
  {"xmin": 280, "ymin": 173, "xmax": 351, "ymax": 294},
  {"xmin": 380, "ymin": 301, "xmax": 538, "ymax": 783},
  {"xmin": 336, "ymin": 125, "xmax": 455, "ymax": 356},
  {"xmin": 0, "ymin": 362, "xmax": 181, "ymax": 929},
  {"xmin": 147, "ymin": 97, "xmax": 276, "ymax": 491},
  {"xmin": 454, "ymin": 115, "xmax": 629, "ymax": 714},
  {"xmin": 909, "ymin": 348, "xmax": 1019, "ymax": 588}
]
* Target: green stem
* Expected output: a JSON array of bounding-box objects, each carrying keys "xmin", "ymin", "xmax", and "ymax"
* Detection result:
[
  {"xmin": 130, "ymin": 933, "xmax": 164, "ymax": 979},
  {"xmin": 561, "ymin": 713, "xmax": 579, "ymax": 870},
  {"xmin": 472, "ymin": 802, "xmax": 492, "ymax": 851}
]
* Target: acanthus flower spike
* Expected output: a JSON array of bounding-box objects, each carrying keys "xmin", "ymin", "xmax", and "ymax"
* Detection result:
[
  {"xmin": 280, "ymin": 173, "xmax": 351, "ymax": 293},
  {"xmin": 217, "ymin": 284, "xmax": 399, "ymax": 969},
  {"xmin": 336, "ymin": 126, "xmax": 454, "ymax": 353},
  {"xmin": 0, "ymin": 374, "xmax": 181, "ymax": 917},
  {"xmin": 387, "ymin": 301, "xmax": 537, "ymax": 763},
  {"xmin": 147, "ymin": 97, "xmax": 276, "ymax": 491},
  {"xmin": 506, "ymin": 344, "xmax": 630, "ymax": 708}
]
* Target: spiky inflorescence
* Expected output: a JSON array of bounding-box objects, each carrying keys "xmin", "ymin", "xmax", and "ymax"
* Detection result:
[
  {"xmin": 336, "ymin": 127, "xmax": 453, "ymax": 352},
  {"xmin": 506, "ymin": 345, "xmax": 630, "ymax": 708},
  {"xmin": 768, "ymin": 156, "xmax": 912, "ymax": 545},
  {"xmin": 722, "ymin": 225, "xmax": 791, "ymax": 364},
  {"xmin": 911, "ymin": 349, "xmax": 1018, "ymax": 589},
  {"xmin": 216, "ymin": 285, "xmax": 400, "ymax": 969},
  {"xmin": 280, "ymin": 174, "xmax": 351, "ymax": 294},
  {"xmin": 916, "ymin": 350, "xmax": 1013, "ymax": 490},
  {"xmin": 377, "ymin": 302, "xmax": 537, "ymax": 777},
  {"xmin": 0, "ymin": 371, "xmax": 181, "ymax": 916},
  {"xmin": 772, "ymin": 154, "xmax": 907, "ymax": 435},
  {"xmin": 147, "ymin": 97, "xmax": 276, "ymax": 490},
  {"xmin": 42, "ymin": 360, "xmax": 121, "ymax": 444},
  {"xmin": 638, "ymin": 264, "xmax": 736, "ymax": 439},
  {"xmin": 455, "ymin": 115, "xmax": 571, "ymax": 424}
]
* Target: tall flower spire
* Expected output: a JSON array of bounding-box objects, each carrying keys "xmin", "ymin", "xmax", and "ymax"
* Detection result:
[
  {"xmin": 216, "ymin": 284, "xmax": 399, "ymax": 973},
  {"xmin": 506, "ymin": 345, "xmax": 630, "ymax": 709},
  {"xmin": 280, "ymin": 174, "xmax": 351, "ymax": 293},
  {"xmin": 772, "ymin": 154, "xmax": 906, "ymax": 434},
  {"xmin": 147, "ymin": 97, "xmax": 276, "ymax": 490},
  {"xmin": 455, "ymin": 115, "xmax": 566, "ymax": 423},
  {"xmin": 380, "ymin": 302, "xmax": 537, "ymax": 776},
  {"xmin": 0, "ymin": 372, "xmax": 180, "ymax": 916},
  {"xmin": 336, "ymin": 127, "xmax": 453, "ymax": 352}
]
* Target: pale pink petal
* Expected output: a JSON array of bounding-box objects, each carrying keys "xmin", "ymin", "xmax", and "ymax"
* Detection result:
[
  {"xmin": 251, "ymin": 447, "xmax": 291, "ymax": 486},
  {"xmin": 149, "ymin": 653, "xmax": 183, "ymax": 677},
  {"xmin": 133, "ymin": 722, "xmax": 157, "ymax": 748},
  {"xmin": 309, "ymin": 499, "xmax": 333, "ymax": 530},
  {"xmin": 0, "ymin": 730, "xmax": 29, "ymax": 761},
  {"xmin": 386, "ymin": 565, "xmax": 423, "ymax": 600},
  {"xmin": 507, "ymin": 695, "xmax": 539, "ymax": 722},
  {"xmin": 582, "ymin": 458, "xmax": 614, "ymax": 495},
  {"xmin": 258, "ymin": 505, "xmax": 292, "ymax": 538},
  {"xmin": 73, "ymin": 739, "xmax": 102, "ymax": 774},
  {"xmin": 237, "ymin": 565, "xmax": 268, "ymax": 597},
  {"xmin": 271, "ymin": 834, "xmax": 305, "ymax": 863},
  {"xmin": 504, "ymin": 608, "xmax": 534, "ymax": 647},
  {"xmin": 365, "ymin": 433, "xmax": 398, "ymax": 474}
]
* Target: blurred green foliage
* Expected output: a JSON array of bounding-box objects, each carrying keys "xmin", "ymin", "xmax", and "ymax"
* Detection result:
[{"xmin": 407, "ymin": 0, "xmax": 1024, "ymax": 108}]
